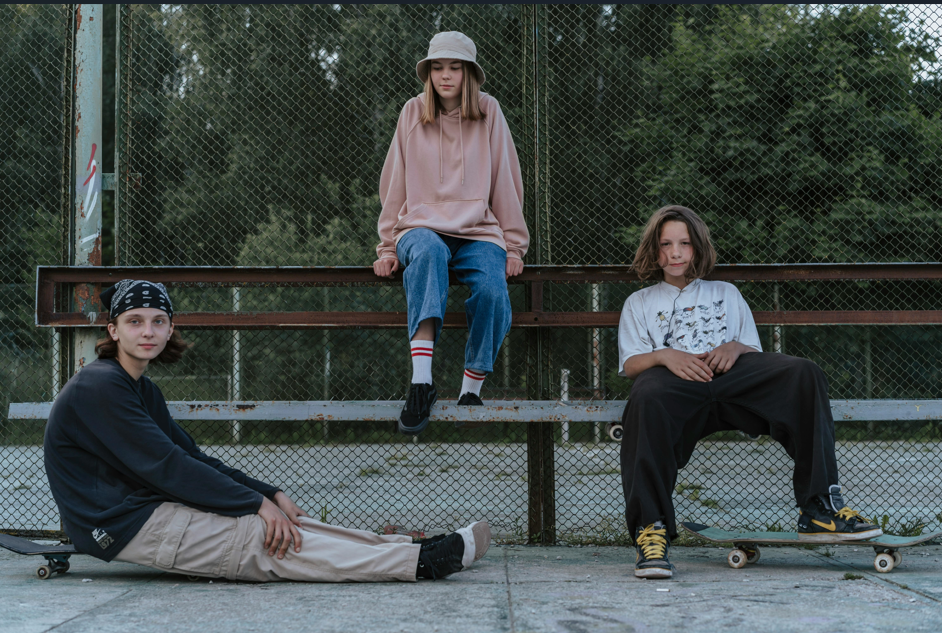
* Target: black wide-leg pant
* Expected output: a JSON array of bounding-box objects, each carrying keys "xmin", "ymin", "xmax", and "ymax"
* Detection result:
[{"xmin": 620, "ymin": 352, "xmax": 839, "ymax": 540}]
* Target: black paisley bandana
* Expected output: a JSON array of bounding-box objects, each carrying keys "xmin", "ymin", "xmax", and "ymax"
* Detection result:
[{"xmin": 100, "ymin": 279, "xmax": 173, "ymax": 320}]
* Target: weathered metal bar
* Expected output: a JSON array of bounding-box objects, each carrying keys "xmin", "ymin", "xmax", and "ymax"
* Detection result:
[
  {"xmin": 35, "ymin": 262, "xmax": 942, "ymax": 286},
  {"xmin": 11, "ymin": 400, "xmax": 942, "ymax": 422},
  {"xmin": 35, "ymin": 310, "xmax": 942, "ymax": 328},
  {"xmin": 35, "ymin": 264, "xmax": 942, "ymax": 328}
]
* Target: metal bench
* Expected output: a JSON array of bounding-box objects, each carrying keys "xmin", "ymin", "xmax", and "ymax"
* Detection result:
[{"xmin": 12, "ymin": 263, "xmax": 942, "ymax": 543}]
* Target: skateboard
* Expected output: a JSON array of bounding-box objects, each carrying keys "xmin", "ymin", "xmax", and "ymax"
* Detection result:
[
  {"xmin": 0, "ymin": 533, "xmax": 81, "ymax": 580},
  {"xmin": 681, "ymin": 522, "xmax": 942, "ymax": 574}
]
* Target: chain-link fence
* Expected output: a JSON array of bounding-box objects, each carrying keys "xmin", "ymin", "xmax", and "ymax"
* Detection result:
[
  {"xmin": 3, "ymin": 4, "xmax": 942, "ymax": 542},
  {"xmin": 0, "ymin": 4, "xmax": 71, "ymax": 535}
]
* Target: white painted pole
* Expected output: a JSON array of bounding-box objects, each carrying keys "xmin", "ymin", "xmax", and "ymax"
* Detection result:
[{"xmin": 72, "ymin": 5, "xmax": 104, "ymax": 376}]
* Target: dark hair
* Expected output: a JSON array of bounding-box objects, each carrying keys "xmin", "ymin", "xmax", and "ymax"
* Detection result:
[
  {"xmin": 631, "ymin": 205, "xmax": 717, "ymax": 282},
  {"xmin": 95, "ymin": 319, "xmax": 190, "ymax": 364}
]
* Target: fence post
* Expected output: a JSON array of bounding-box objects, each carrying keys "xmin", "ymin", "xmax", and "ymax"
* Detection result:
[
  {"xmin": 70, "ymin": 4, "xmax": 104, "ymax": 375},
  {"xmin": 522, "ymin": 4, "xmax": 555, "ymax": 545}
]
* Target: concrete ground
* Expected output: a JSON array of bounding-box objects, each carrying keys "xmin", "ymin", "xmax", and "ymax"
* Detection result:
[{"xmin": 3, "ymin": 541, "xmax": 941, "ymax": 633}]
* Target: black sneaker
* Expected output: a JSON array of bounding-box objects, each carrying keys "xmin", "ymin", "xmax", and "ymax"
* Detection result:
[
  {"xmin": 634, "ymin": 521, "xmax": 673, "ymax": 579},
  {"xmin": 399, "ymin": 382, "xmax": 437, "ymax": 435},
  {"xmin": 418, "ymin": 533, "xmax": 449, "ymax": 549},
  {"xmin": 455, "ymin": 392, "xmax": 487, "ymax": 429},
  {"xmin": 797, "ymin": 485, "xmax": 882, "ymax": 541},
  {"xmin": 457, "ymin": 392, "xmax": 483, "ymax": 406},
  {"xmin": 416, "ymin": 520, "xmax": 490, "ymax": 579}
]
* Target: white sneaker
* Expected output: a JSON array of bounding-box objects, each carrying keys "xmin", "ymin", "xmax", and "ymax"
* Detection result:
[{"xmin": 456, "ymin": 520, "xmax": 491, "ymax": 569}]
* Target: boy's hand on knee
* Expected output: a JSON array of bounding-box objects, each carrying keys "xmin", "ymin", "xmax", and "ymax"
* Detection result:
[
  {"xmin": 258, "ymin": 496, "xmax": 302, "ymax": 558},
  {"xmin": 660, "ymin": 349, "xmax": 713, "ymax": 382},
  {"xmin": 273, "ymin": 491, "xmax": 310, "ymax": 528},
  {"xmin": 372, "ymin": 258, "xmax": 400, "ymax": 278},
  {"xmin": 704, "ymin": 342, "xmax": 748, "ymax": 374}
]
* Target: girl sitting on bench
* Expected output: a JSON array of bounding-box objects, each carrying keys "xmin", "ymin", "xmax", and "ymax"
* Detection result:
[{"xmin": 372, "ymin": 31, "xmax": 529, "ymax": 435}]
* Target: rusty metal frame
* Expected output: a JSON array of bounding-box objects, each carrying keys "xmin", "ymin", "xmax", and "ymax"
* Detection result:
[{"xmin": 36, "ymin": 263, "xmax": 942, "ymax": 328}]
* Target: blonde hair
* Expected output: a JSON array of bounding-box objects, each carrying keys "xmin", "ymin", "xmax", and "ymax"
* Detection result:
[
  {"xmin": 419, "ymin": 60, "xmax": 485, "ymax": 124},
  {"xmin": 632, "ymin": 205, "xmax": 717, "ymax": 282}
]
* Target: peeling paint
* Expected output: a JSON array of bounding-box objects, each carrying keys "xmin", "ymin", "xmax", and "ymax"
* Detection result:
[{"xmin": 88, "ymin": 238, "xmax": 102, "ymax": 266}]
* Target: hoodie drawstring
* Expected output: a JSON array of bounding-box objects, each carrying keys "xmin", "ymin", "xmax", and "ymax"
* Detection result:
[
  {"xmin": 438, "ymin": 108, "xmax": 465, "ymax": 186},
  {"xmin": 458, "ymin": 109, "xmax": 464, "ymax": 186}
]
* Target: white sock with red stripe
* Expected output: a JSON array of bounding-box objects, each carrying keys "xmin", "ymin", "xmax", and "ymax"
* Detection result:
[
  {"xmin": 460, "ymin": 368, "xmax": 486, "ymax": 397},
  {"xmin": 410, "ymin": 340, "xmax": 434, "ymax": 384}
]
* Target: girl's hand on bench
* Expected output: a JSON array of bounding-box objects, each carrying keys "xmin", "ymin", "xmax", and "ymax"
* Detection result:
[
  {"xmin": 660, "ymin": 349, "xmax": 713, "ymax": 382},
  {"xmin": 373, "ymin": 258, "xmax": 400, "ymax": 278},
  {"xmin": 704, "ymin": 341, "xmax": 752, "ymax": 375},
  {"xmin": 506, "ymin": 258, "xmax": 524, "ymax": 279}
]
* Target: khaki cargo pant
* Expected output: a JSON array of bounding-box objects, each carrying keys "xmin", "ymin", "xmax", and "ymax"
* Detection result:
[{"xmin": 114, "ymin": 502, "xmax": 420, "ymax": 582}]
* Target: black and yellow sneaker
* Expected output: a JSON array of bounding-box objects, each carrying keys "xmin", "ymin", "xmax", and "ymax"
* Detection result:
[
  {"xmin": 797, "ymin": 485, "xmax": 882, "ymax": 541},
  {"xmin": 634, "ymin": 521, "xmax": 674, "ymax": 579}
]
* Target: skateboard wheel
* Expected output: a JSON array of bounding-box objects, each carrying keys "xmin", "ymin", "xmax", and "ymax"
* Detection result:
[
  {"xmin": 727, "ymin": 549, "xmax": 747, "ymax": 569},
  {"xmin": 744, "ymin": 546, "xmax": 761, "ymax": 565},
  {"xmin": 891, "ymin": 551, "xmax": 902, "ymax": 567},
  {"xmin": 37, "ymin": 565, "xmax": 51, "ymax": 580},
  {"xmin": 606, "ymin": 423, "xmax": 623, "ymax": 442},
  {"xmin": 874, "ymin": 552, "xmax": 894, "ymax": 573}
]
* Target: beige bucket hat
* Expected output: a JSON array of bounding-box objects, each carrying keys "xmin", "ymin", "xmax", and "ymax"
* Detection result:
[{"xmin": 416, "ymin": 31, "xmax": 485, "ymax": 86}]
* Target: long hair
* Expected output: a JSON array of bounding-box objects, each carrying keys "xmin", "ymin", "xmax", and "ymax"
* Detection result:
[
  {"xmin": 631, "ymin": 205, "xmax": 717, "ymax": 282},
  {"xmin": 95, "ymin": 319, "xmax": 190, "ymax": 364},
  {"xmin": 419, "ymin": 60, "xmax": 485, "ymax": 125}
]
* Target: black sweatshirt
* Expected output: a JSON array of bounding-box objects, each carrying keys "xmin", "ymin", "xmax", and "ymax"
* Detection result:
[{"xmin": 43, "ymin": 358, "xmax": 280, "ymax": 561}]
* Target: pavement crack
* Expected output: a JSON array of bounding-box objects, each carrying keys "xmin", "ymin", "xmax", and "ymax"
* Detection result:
[
  {"xmin": 504, "ymin": 548, "xmax": 516, "ymax": 633},
  {"xmin": 43, "ymin": 589, "xmax": 133, "ymax": 632}
]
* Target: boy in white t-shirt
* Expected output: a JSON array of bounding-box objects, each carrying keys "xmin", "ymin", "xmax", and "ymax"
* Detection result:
[{"xmin": 618, "ymin": 205, "xmax": 881, "ymax": 580}]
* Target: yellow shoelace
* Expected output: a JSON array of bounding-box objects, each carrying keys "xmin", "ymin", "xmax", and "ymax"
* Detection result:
[
  {"xmin": 637, "ymin": 524, "xmax": 668, "ymax": 560},
  {"xmin": 836, "ymin": 506, "xmax": 865, "ymax": 522}
]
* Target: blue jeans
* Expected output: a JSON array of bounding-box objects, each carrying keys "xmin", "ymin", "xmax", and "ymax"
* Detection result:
[{"xmin": 396, "ymin": 228, "xmax": 512, "ymax": 373}]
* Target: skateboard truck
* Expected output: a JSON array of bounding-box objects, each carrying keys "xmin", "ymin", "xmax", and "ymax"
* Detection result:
[{"xmin": 36, "ymin": 554, "xmax": 72, "ymax": 580}]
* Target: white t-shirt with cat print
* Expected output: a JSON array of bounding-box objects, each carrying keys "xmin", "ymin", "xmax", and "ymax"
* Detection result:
[{"xmin": 617, "ymin": 279, "xmax": 762, "ymax": 376}]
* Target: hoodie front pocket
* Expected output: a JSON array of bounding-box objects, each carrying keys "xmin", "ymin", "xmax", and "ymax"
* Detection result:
[{"xmin": 394, "ymin": 199, "xmax": 490, "ymax": 234}]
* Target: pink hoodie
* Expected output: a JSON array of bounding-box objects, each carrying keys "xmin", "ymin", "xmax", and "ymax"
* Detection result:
[{"xmin": 376, "ymin": 93, "xmax": 529, "ymax": 261}]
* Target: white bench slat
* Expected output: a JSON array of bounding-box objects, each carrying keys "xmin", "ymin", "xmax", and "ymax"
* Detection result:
[{"xmin": 8, "ymin": 400, "xmax": 942, "ymax": 422}]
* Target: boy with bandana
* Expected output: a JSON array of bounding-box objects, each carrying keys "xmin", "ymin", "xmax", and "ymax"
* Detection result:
[{"xmin": 44, "ymin": 279, "xmax": 490, "ymax": 582}]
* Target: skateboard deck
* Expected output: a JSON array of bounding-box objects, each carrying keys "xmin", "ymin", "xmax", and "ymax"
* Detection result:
[
  {"xmin": 0, "ymin": 533, "xmax": 81, "ymax": 580},
  {"xmin": 681, "ymin": 522, "xmax": 942, "ymax": 573}
]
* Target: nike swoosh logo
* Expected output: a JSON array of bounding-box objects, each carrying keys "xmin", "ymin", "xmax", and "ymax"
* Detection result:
[{"xmin": 812, "ymin": 519, "xmax": 836, "ymax": 531}]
